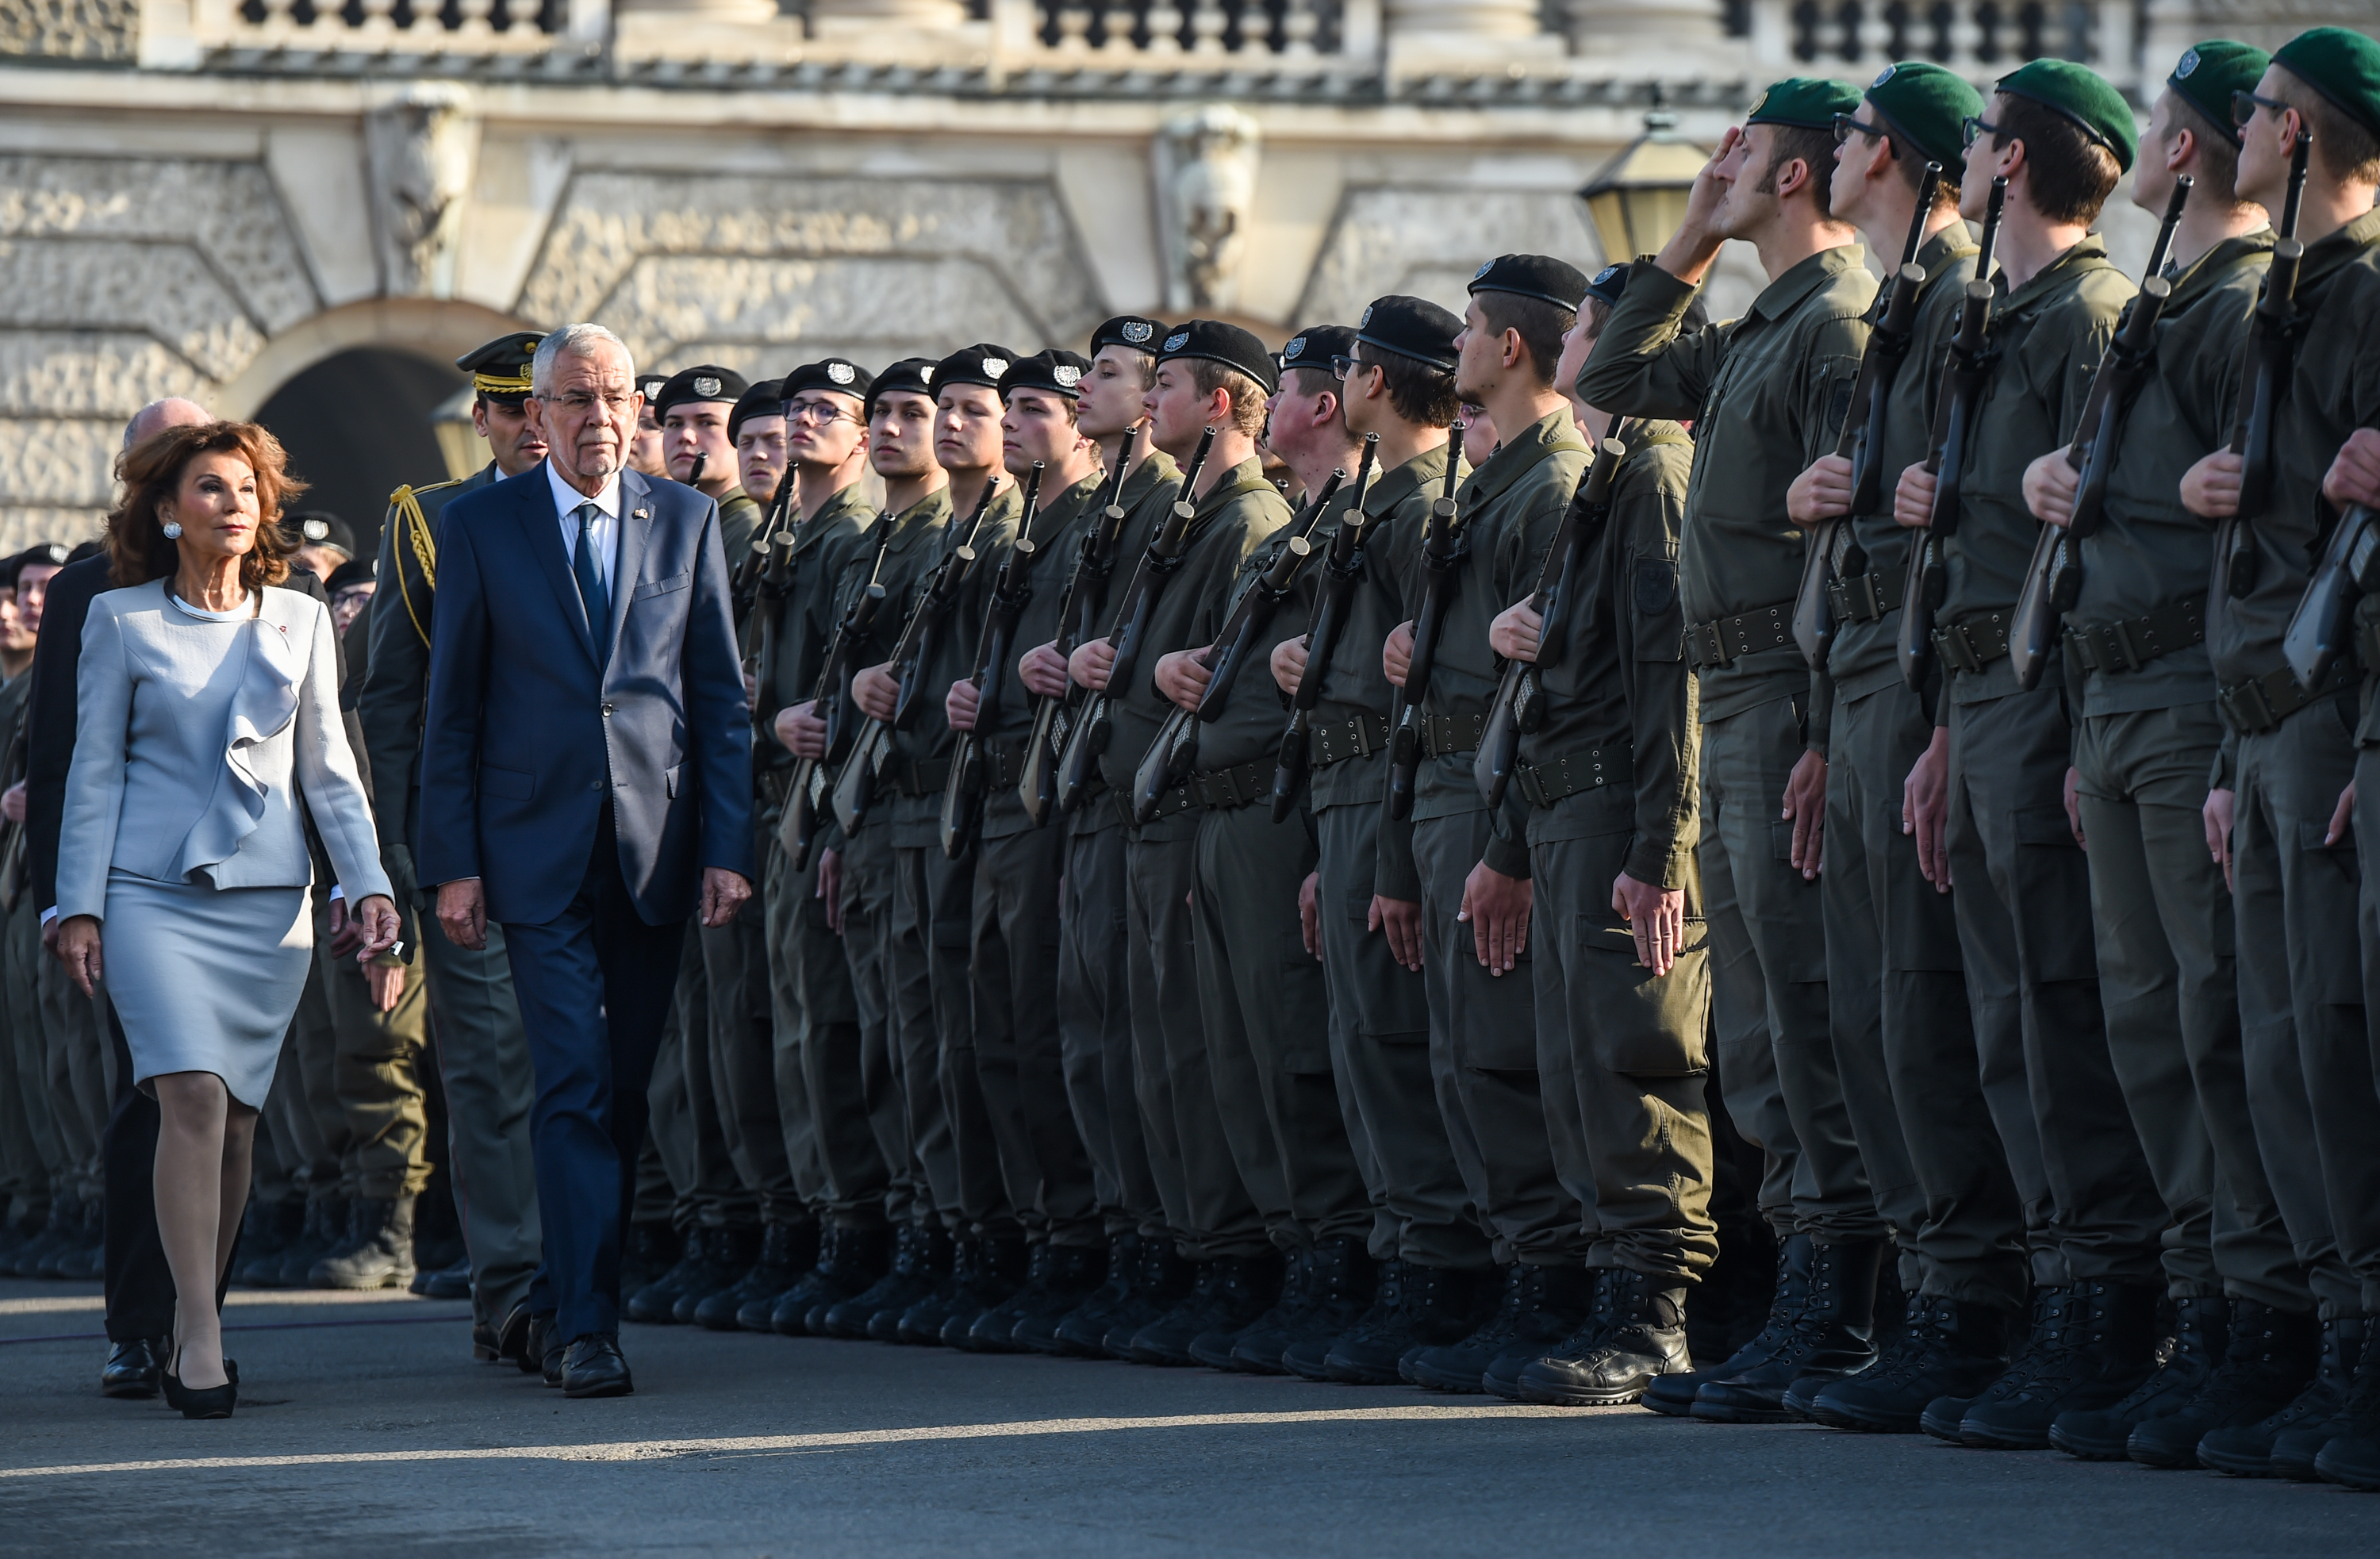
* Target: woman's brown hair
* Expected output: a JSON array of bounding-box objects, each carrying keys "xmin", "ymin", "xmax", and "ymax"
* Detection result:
[{"xmin": 106, "ymin": 421, "xmax": 303, "ymax": 592}]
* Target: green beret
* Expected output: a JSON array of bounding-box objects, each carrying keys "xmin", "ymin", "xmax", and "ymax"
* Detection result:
[
  {"xmin": 2275, "ymin": 26, "xmax": 2380, "ymax": 145},
  {"xmin": 2167, "ymin": 42, "xmax": 2273, "ymax": 147},
  {"xmin": 1864, "ymin": 60, "xmax": 1986, "ymax": 168},
  {"xmin": 1746, "ymin": 76, "xmax": 1864, "ymax": 131},
  {"xmin": 1995, "ymin": 58, "xmax": 2139, "ymax": 172}
]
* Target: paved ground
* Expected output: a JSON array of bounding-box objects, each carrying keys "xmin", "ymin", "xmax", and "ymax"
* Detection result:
[{"xmin": 2, "ymin": 1277, "xmax": 2371, "ymax": 1557}]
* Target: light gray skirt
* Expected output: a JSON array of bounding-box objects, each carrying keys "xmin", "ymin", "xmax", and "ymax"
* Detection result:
[{"xmin": 103, "ymin": 871, "xmax": 312, "ymax": 1109}]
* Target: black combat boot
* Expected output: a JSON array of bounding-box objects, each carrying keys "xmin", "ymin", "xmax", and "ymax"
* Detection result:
[
  {"xmin": 2202, "ymin": 1312, "xmax": 2366, "ymax": 1476},
  {"xmin": 899, "ymin": 1237, "xmax": 978, "ymax": 1346},
  {"xmin": 1687, "ymin": 1217, "xmax": 1778, "ymax": 1368},
  {"xmin": 2052, "ymin": 1293, "xmax": 2230, "ymax": 1459},
  {"xmin": 1693, "ymin": 1240, "xmax": 1882, "ymax": 1423},
  {"xmin": 0, "ymin": 1207, "xmax": 34, "ymax": 1274},
  {"xmin": 671, "ymin": 1224, "xmax": 758, "ymax": 1324},
  {"xmin": 310, "ymin": 1196, "xmax": 419, "ymax": 1289},
  {"xmin": 770, "ymin": 1223, "xmax": 892, "ymax": 1336},
  {"xmin": 1919, "ymin": 1284, "xmax": 2068, "ymax": 1441},
  {"xmin": 277, "ymin": 1198, "xmax": 350, "ymax": 1288},
  {"xmin": 942, "ymin": 1236, "xmax": 1032, "ymax": 1350},
  {"xmin": 32, "ymin": 1198, "xmax": 86, "ymax": 1279},
  {"xmin": 1283, "ymin": 1257, "xmax": 1400, "ymax": 1381},
  {"xmin": 1959, "ymin": 1277, "xmax": 2161, "ymax": 1449},
  {"xmin": 1518, "ymin": 1269, "xmax": 1692, "ymax": 1407},
  {"xmin": 2314, "ymin": 1339, "xmax": 2380, "ymax": 1488},
  {"xmin": 622, "ymin": 1221, "xmax": 681, "ymax": 1296},
  {"xmin": 981, "ymin": 1242, "xmax": 1108, "ymax": 1354},
  {"xmin": 1425, "ymin": 1264, "xmax": 1598, "ymax": 1396},
  {"xmin": 1236, "ymin": 1237, "xmax": 1376, "ymax": 1375},
  {"xmin": 2125, "ymin": 1300, "xmax": 2322, "ymax": 1468},
  {"xmin": 1138, "ymin": 1252, "xmax": 1284, "ymax": 1367},
  {"xmin": 230, "ymin": 1198, "xmax": 304, "ymax": 1288},
  {"xmin": 1103, "ymin": 1241, "xmax": 1198, "ymax": 1360},
  {"xmin": 625, "ymin": 1225, "xmax": 711, "ymax": 1324},
  {"xmin": 1644, "ymin": 1233, "xmax": 1809, "ymax": 1417},
  {"xmin": 1806, "ymin": 1292, "xmax": 2014, "ymax": 1434},
  {"xmin": 1046, "ymin": 1233, "xmax": 1142, "ymax": 1357},
  {"xmin": 1192, "ymin": 1246, "xmax": 1306, "ymax": 1371},
  {"xmin": 822, "ymin": 1223, "xmax": 949, "ymax": 1340},
  {"xmin": 1481, "ymin": 1266, "xmax": 1610, "ymax": 1401},
  {"xmin": 701, "ymin": 1220, "xmax": 820, "ymax": 1331},
  {"xmin": 1324, "ymin": 1261, "xmax": 1489, "ymax": 1385},
  {"xmin": 1127, "ymin": 1260, "xmax": 1224, "ymax": 1365}
]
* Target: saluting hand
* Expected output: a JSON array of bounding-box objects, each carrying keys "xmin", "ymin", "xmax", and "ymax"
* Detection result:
[{"xmin": 1787, "ymin": 455, "xmax": 1855, "ymax": 528}]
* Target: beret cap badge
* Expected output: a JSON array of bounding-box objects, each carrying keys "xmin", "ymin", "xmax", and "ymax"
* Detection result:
[
  {"xmin": 693, "ymin": 375, "xmax": 721, "ymax": 397},
  {"xmin": 827, "ymin": 361, "xmax": 855, "ymax": 385},
  {"xmin": 2176, "ymin": 47, "xmax": 2199, "ymax": 76},
  {"xmin": 1165, "ymin": 332, "xmax": 1191, "ymax": 351},
  {"xmin": 1054, "ymin": 364, "xmax": 1083, "ymax": 387},
  {"xmin": 1123, "ymin": 320, "xmax": 1154, "ymax": 344},
  {"xmin": 981, "ymin": 357, "xmax": 1009, "ymax": 378},
  {"xmin": 1284, "ymin": 336, "xmax": 1307, "ymax": 359}
]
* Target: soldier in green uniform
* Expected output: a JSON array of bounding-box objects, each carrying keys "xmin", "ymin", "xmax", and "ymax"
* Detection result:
[
  {"xmin": 1069, "ymin": 320, "xmax": 1280, "ymax": 1365},
  {"xmin": 942, "ymin": 350, "xmax": 1108, "ymax": 1350},
  {"xmin": 1580, "ymin": 80, "xmax": 1887, "ymax": 1423},
  {"xmin": 1024, "ymin": 317, "xmax": 1187, "ymax": 1356},
  {"xmin": 756, "ymin": 356, "xmax": 896, "ymax": 1334},
  {"xmin": 1468, "ymin": 265, "xmax": 1708, "ymax": 1405},
  {"xmin": 2177, "ymin": 28, "xmax": 2380, "ymax": 1479},
  {"xmin": 1273, "ymin": 298, "xmax": 1494, "ymax": 1384},
  {"xmin": 1146, "ymin": 324, "xmax": 1371, "ymax": 1374},
  {"xmin": 2011, "ymin": 42, "xmax": 2316, "ymax": 1467},
  {"xmin": 1783, "ymin": 62, "xmax": 2036, "ymax": 1433},
  {"xmin": 1890, "ymin": 61, "xmax": 2171, "ymax": 1448},
  {"xmin": 1345, "ymin": 255, "xmax": 1593, "ymax": 1388},
  {"xmin": 358, "ymin": 329, "xmax": 548, "ymax": 1358}
]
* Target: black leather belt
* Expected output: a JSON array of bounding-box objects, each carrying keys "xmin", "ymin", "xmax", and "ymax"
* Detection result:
[
  {"xmin": 1825, "ymin": 569, "xmax": 1902, "ymax": 624},
  {"xmin": 1933, "ymin": 611, "xmax": 2011, "ymax": 675},
  {"xmin": 1514, "ymin": 741, "xmax": 1634, "ymax": 808},
  {"xmin": 1129, "ymin": 758, "xmax": 1273, "ymax": 824},
  {"xmin": 2067, "ymin": 595, "xmax": 2205, "ymax": 675},
  {"xmin": 1419, "ymin": 706, "xmax": 1488, "ymax": 758},
  {"xmin": 2218, "ymin": 658, "xmax": 2355, "ymax": 736},
  {"xmin": 1685, "ymin": 601, "xmax": 1792, "ymax": 669},
  {"xmin": 890, "ymin": 756, "xmax": 951, "ymax": 797},
  {"xmin": 1307, "ymin": 710, "xmax": 1389, "ymax": 770}
]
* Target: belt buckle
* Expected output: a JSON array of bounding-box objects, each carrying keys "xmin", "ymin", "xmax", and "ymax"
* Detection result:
[
  {"xmin": 1933, "ymin": 625, "xmax": 1977, "ymax": 675},
  {"xmin": 2109, "ymin": 619, "xmax": 2144, "ymax": 673},
  {"xmin": 1689, "ymin": 621, "xmax": 1726, "ymax": 669},
  {"xmin": 2227, "ymin": 678, "xmax": 2276, "ymax": 734}
]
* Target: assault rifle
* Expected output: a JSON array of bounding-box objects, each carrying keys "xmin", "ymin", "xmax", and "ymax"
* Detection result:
[
  {"xmin": 2221, "ymin": 129, "xmax": 2313, "ymax": 601},
  {"xmin": 1475, "ymin": 430, "xmax": 1630, "ymax": 809},
  {"xmin": 2007, "ymin": 175, "xmax": 2192, "ymax": 691},
  {"xmin": 1019, "ymin": 422, "xmax": 1147, "ymax": 827},
  {"xmin": 1385, "ymin": 425, "xmax": 1472, "ymax": 821},
  {"xmin": 1051, "ymin": 424, "xmax": 1219, "ymax": 812},
  {"xmin": 1898, "ymin": 175, "xmax": 2006, "ymax": 694},
  {"xmin": 939, "ymin": 462, "xmax": 1047, "ymax": 858},
  {"xmin": 1791, "ymin": 161, "xmax": 1941, "ymax": 667},
  {"xmin": 743, "ymin": 470, "xmax": 799, "ymax": 726},
  {"xmin": 1268, "ymin": 435, "xmax": 1383, "ymax": 821},
  {"xmin": 784, "ymin": 536, "xmax": 890, "ymax": 872}
]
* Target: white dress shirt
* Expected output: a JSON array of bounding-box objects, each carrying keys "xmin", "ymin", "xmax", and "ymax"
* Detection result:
[{"xmin": 545, "ymin": 459, "xmax": 621, "ymax": 597}]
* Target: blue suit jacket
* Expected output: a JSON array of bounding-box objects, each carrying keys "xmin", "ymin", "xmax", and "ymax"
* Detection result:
[{"xmin": 418, "ymin": 463, "xmax": 754, "ymax": 927}]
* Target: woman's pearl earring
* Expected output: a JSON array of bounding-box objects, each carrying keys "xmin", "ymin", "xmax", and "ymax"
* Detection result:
[{"xmin": 160, "ymin": 520, "xmax": 183, "ymax": 540}]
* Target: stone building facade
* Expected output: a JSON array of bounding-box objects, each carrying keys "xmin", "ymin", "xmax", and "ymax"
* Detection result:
[{"xmin": 0, "ymin": 0, "xmax": 2367, "ymax": 546}]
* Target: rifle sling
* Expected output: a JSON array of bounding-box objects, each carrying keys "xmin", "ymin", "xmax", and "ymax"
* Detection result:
[{"xmin": 2067, "ymin": 596, "xmax": 2205, "ymax": 676}]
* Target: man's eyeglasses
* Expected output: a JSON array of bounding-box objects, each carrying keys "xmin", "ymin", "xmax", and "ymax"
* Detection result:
[
  {"xmin": 2232, "ymin": 89, "xmax": 2290, "ymax": 129},
  {"xmin": 1833, "ymin": 113, "xmax": 1896, "ymax": 153},
  {"xmin": 542, "ymin": 390, "xmax": 632, "ymax": 416},
  {"xmin": 1960, "ymin": 114, "xmax": 2004, "ymax": 151},
  {"xmin": 1330, "ymin": 354, "xmax": 1373, "ymax": 382},
  {"xmin": 785, "ymin": 401, "xmax": 854, "ymax": 426}
]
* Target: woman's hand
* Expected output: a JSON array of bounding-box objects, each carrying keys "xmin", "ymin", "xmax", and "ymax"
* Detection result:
[
  {"xmin": 351, "ymin": 893, "xmax": 402, "ymax": 963},
  {"xmin": 56, "ymin": 914, "xmax": 103, "ymax": 996}
]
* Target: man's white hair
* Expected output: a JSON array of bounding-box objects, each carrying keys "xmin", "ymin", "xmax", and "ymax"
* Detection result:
[
  {"xmin": 532, "ymin": 324, "xmax": 635, "ymax": 395},
  {"xmin": 123, "ymin": 397, "xmax": 210, "ymax": 449}
]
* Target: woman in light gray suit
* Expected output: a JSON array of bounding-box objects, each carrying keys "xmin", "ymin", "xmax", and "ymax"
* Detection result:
[{"xmin": 55, "ymin": 422, "xmax": 400, "ymax": 1419}]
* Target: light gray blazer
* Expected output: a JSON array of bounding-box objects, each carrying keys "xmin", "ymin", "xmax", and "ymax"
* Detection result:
[{"xmin": 56, "ymin": 578, "xmax": 391, "ymax": 922}]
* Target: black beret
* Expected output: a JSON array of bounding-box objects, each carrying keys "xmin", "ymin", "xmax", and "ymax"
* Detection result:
[
  {"xmin": 286, "ymin": 510, "xmax": 353, "ymax": 558},
  {"xmin": 1468, "ymin": 253, "xmax": 1591, "ymax": 312},
  {"xmin": 1278, "ymin": 324, "xmax": 1359, "ymax": 378},
  {"xmin": 782, "ymin": 357, "xmax": 875, "ymax": 405},
  {"xmin": 1354, "ymin": 294, "xmax": 1463, "ymax": 373},
  {"xmin": 64, "ymin": 540, "xmax": 102, "ymax": 565},
  {"xmin": 325, "ymin": 558, "xmax": 377, "ymax": 595},
  {"xmin": 934, "ymin": 344, "xmax": 1020, "ymax": 395},
  {"xmin": 652, "ymin": 365, "xmax": 750, "ymax": 421},
  {"xmin": 455, "ymin": 331, "xmax": 543, "ymax": 401},
  {"xmin": 12, "ymin": 540, "xmax": 69, "ymax": 577},
  {"xmin": 635, "ymin": 372, "xmax": 671, "ymax": 409},
  {"xmin": 1089, "ymin": 315, "xmax": 1164, "ymax": 356},
  {"xmin": 728, "ymin": 378, "xmax": 785, "ymax": 442},
  {"xmin": 1154, "ymin": 319, "xmax": 1280, "ymax": 394},
  {"xmin": 865, "ymin": 357, "xmax": 936, "ymax": 412},
  {"xmin": 999, "ymin": 350, "xmax": 1092, "ymax": 401},
  {"xmin": 1583, "ymin": 263, "xmax": 1710, "ymax": 333}
]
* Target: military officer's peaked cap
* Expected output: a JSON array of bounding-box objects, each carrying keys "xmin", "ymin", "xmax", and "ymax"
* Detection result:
[
  {"xmin": 1278, "ymin": 324, "xmax": 1359, "ymax": 378},
  {"xmin": 652, "ymin": 365, "xmax": 750, "ymax": 421},
  {"xmin": 2167, "ymin": 41, "xmax": 2272, "ymax": 147},
  {"xmin": 935, "ymin": 344, "xmax": 1021, "ymax": 395},
  {"xmin": 1467, "ymin": 253, "xmax": 1591, "ymax": 312},
  {"xmin": 1994, "ymin": 58, "xmax": 2139, "ymax": 171},
  {"xmin": 2276, "ymin": 26, "xmax": 2380, "ymax": 145},
  {"xmin": 999, "ymin": 350, "xmax": 1093, "ymax": 401},
  {"xmin": 1354, "ymin": 295, "xmax": 1463, "ymax": 372},
  {"xmin": 729, "ymin": 379, "xmax": 785, "ymax": 441},
  {"xmin": 1090, "ymin": 316, "xmax": 1165, "ymax": 357},
  {"xmin": 1154, "ymin": 320, "xmax": 1280, "ymax": 394},
  {"xmin": 1862, "ymin": 61, "xmax": 1986, "ymax": 168},
  {"xmin": 1746, "ymin": 75, "xmax": 1864, "ymax": 131},
  {"xmin": 456, "ymin": 332, "xmax": 543, "ymax": 403},
  {"xmin": 784, "ymin": 357, "xmax": 876, "ymax": 406}
]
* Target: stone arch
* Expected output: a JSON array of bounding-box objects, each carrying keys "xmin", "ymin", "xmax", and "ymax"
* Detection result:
[{"xmin": 211, "ymin": 298, "xmax": 536, "ymax": 420}]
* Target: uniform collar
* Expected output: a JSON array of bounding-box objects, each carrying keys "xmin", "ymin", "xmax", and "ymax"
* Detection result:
[
  {"xmin": 2168, "ymin": 228, "xmax": 2276, "ymax": 309},
  {"xmin": 1362, "ymin": 440, "xmax": 1454, "ymax": 520},
  {"xmin": 1463, "ymin": 407, "xmax": 1587, "ymax": 511},
  {"xmin": 1749, "ymin": 244, "xmax": 1868, "ymax": 322}
]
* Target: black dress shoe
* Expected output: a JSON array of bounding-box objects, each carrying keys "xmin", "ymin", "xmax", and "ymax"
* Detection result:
[
  {"xmin": 530, "ymin": 1315, "xmax": 566, "ymax": 1385},
  {"xmin": 412, "ymin": 1253, "xmax": 474, "ymax": 1300},
  {"xmin": 101, "ymin": 1337, "xmax": 165, "ymax": 1400},
  {"xmin": 561, "ymin": 1333, "xmax": 635, "ymax": 1398},
  {"xmin": 497, "ymin": 1302, "xmax": 536, "ymax": 1369}
]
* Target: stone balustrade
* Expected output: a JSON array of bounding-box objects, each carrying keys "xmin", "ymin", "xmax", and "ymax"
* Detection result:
[{"xmin": 1745, "ymin": 0, "xmax": 2143, "ymax": 93}]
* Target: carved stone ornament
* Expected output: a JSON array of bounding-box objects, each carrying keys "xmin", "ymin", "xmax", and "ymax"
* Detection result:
[
  {"xmin": 1154, "ymin": 105, "xmax": 1261, "ymax": 314},
  {"xmin": 365, "ymin": 83, "xmax": 481, "ymax": 299}
]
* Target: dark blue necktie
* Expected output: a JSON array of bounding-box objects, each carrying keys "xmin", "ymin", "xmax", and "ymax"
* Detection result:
[{"xmin": 572, "ymin": 501, "xmax": 611, "ymax": 670}]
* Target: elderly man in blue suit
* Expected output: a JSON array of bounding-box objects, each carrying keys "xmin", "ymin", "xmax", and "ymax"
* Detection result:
[{"xmin": 420, "ymin": 322, "xmax": 755, "ymax": 1398}]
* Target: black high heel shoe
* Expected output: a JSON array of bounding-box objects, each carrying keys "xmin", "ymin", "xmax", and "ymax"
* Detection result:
[{"xmin": 165, "ymin": 1348, "xmax": 240, "ymax": 1420}]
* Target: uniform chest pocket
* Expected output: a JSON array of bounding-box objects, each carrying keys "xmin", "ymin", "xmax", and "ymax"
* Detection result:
[{"xmin": 631, "ymin": 570, "xmax": 692, "ymax": 603}]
